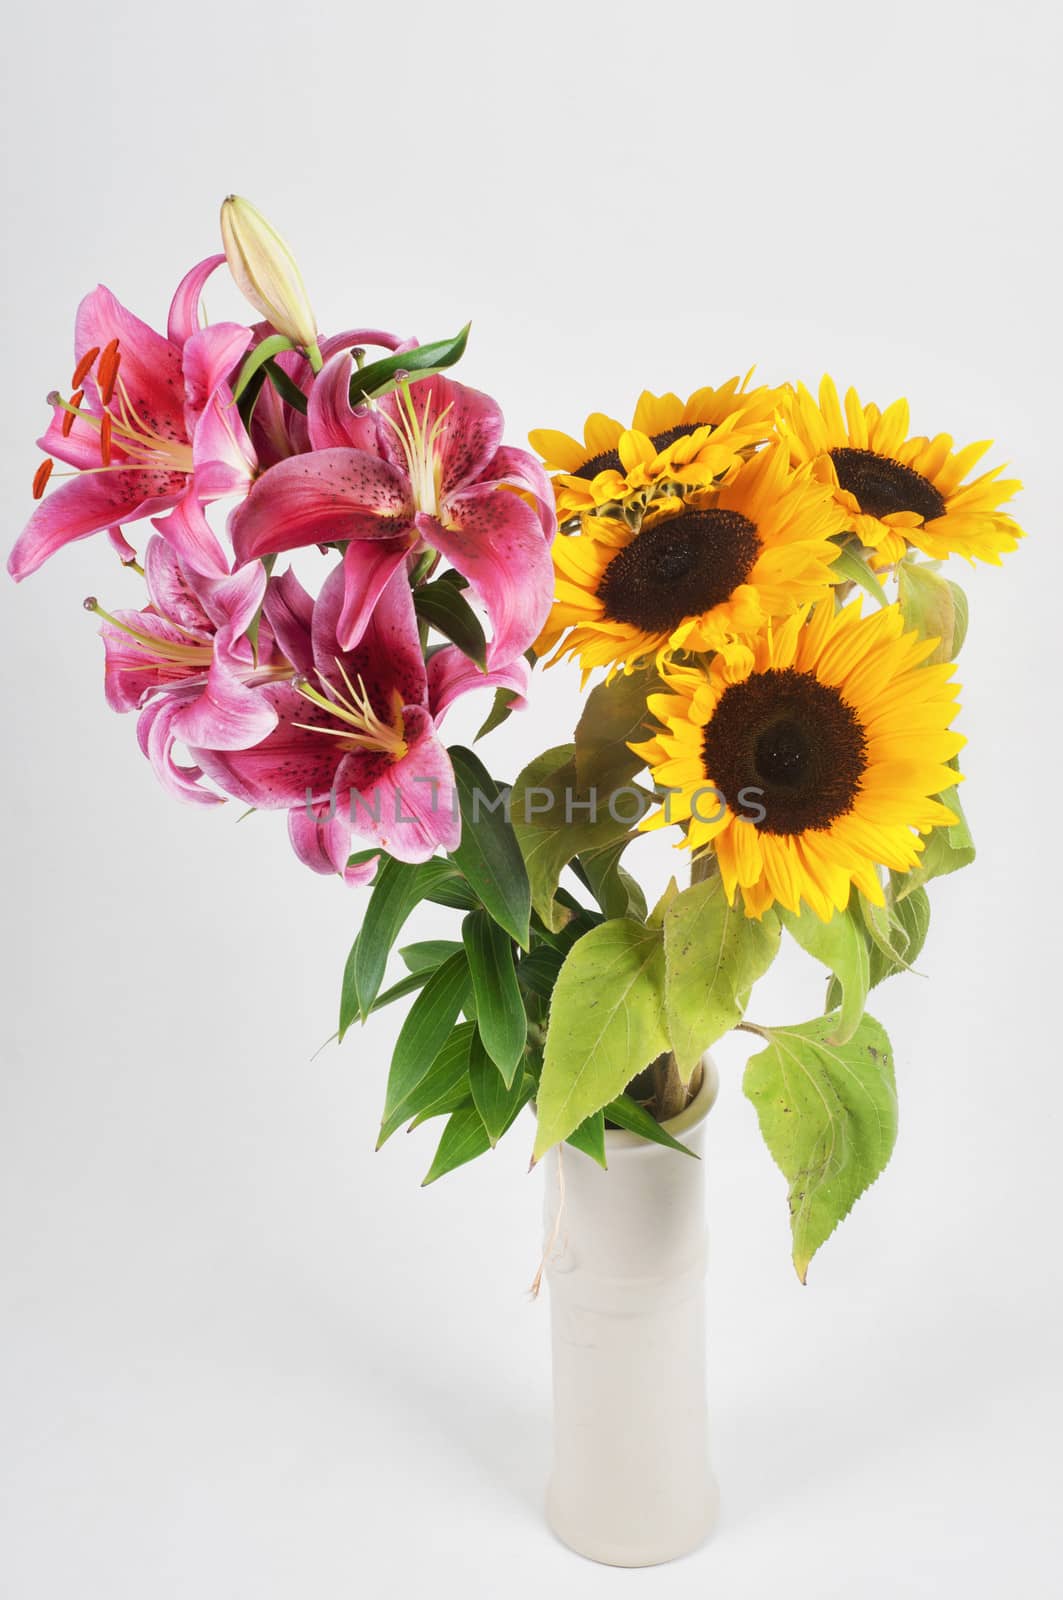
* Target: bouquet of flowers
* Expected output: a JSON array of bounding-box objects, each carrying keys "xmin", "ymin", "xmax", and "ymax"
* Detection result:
[{"xmin": 11, "ymin": 199, "xmax": 1022, "ymax": 1281}]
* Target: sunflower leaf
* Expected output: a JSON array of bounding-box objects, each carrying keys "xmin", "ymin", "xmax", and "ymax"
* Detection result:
[
  {"xmin": 662, "ymin": 875, "xmax": 781, "ymax": 1079},
  {"xmin": 830, "ymin": 543, "xmax": 891, "ymax": 608},
  {"xmin": 898, "ymin": 560, "xmax": 970, "ymax": 662},
  {"xmin": 533, "ymin": 919, "xmax": 670, "ymax": 1158},
  {"xmin": 512, "ymin": 744, "xmax": 649, "ymax": 933},
  {"xmin": 780, "ymin": 906, "xmax": 870, "ymax": 1045},
  {"xmin": 575, "ymin": 666, "xmax": 663, "ymax": 793},
  {"xmin": 891, "ymin": 786, "xmax": 975, "ymax": 899},
  {"xmin": 743, "ymin": 1011, "xmax": 897, "ymax": 1282}
]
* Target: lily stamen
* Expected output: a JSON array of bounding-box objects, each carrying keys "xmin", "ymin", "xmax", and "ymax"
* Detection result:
[{"xmin": 293, "ymin": 663, "xmax": 408, "ymax": 759}]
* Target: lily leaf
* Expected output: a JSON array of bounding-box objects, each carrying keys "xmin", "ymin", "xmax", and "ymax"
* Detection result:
[
  {"xmin": 565, "ymin": 1109, "xmax": 607, "ymax": 1168},
  {"xmin": 605, "ymin": 1091, "xmax": 697, "ymax": 1157},
  {"xmin": 377, "ymin": 1022, "xmax": 475, "ymax": 1146},
  {"xmin": 414, "ymin": 579, "xmax": 488, "ymax": 670},
  {"xmin": 380, "ymin": 952, "xmax": 472, "ymax": 1127},
  {"xmin": 348, "ymin": 324, "xmax": 471, "ymax": 407},
  {"xmin": 448, "ymin": 747, "xmax": 531, "ymax": 949},
  {"xmin": 340, "ymin": 856, "xmax": 464, "ymax": 1034},
  {"xmin": 232, "ymin": 332, "xmax": 295, "ymax": 402},
  {"xmin": 743, "ymin": 1011, "xmax": 897, "ymax": 1282},
  {"xmin": 468, "ymin": 1030, "xmax": 529, "ymax": 1144},
  {"xmin": 462, "ymin": 911, "xmax": 527, "ymax": 1086}
]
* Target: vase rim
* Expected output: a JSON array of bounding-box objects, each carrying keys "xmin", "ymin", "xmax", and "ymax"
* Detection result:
[{"xmin": 604, "ymin": 1054, "xmax": 719, "ymax": 1153}]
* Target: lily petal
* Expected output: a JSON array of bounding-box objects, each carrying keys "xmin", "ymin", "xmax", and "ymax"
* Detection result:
[
  {"xmin": 262, "ymin": 567, "xmax": 315, "ymax": 674},
  {"xmin": 167, "ymin": 254, "xmax": 225, "ymax": 347},
  {"xmin": 10, "ymin": 469, "xmax": 184, "ymax": 581},
  {"xmin": 380, "ymin": 375, "xmax": 504, "ymax": 498},
  {"xmin": 75, "ymin": 284, "xmax": 184, "ymax": 435},
  {"xmin": 420, "ymin": 484, "xmax": 554, "ymax": 665},
  {"xmin": 287, "ymin": 801, "xmax": 378, "ymax": 886},
  {"xmin": 427, "ymin": 646, "xmax": 530, "ymax": 722},
  {"xmin": 336, "ymin": 535, "xmax": 417, "ymax": 651},
  {"xmin": 230, "ymin": 448, "xmax": 413, "ymax": 563},
  {"xmin": 343, "ymin": 705, "xmax": 460, "ymax": 861},
  {"xmin": 137, "ymin": 696, "xmax": 223, "ymax": 806},
  {"xmin": 308, "ymin": 348, "xmax": 384, "ymax": 453},
  {"xmin": 482, "ymin": 445, "xmax": 557, "ymax": 542},
  {"xmin": 151, "ymin": 493, "xmax": 229, "ymax": 580}
]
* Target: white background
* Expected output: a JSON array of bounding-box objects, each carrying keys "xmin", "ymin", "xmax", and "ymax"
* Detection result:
[{"xmin": 2, "ymin": 1, "xmax": 1061, "ymax": 1594}]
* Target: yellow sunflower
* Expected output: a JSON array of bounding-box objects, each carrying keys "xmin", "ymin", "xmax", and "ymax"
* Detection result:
[
  {"xmin": 529, "ymin": 375, "xmax": 784, "ymax": 522},
  {"xmin": 780, "ymin": 376, "xmax": 1023, "ymax": 569},
  {"xmin": 631, "ymin": 600, "xmax": 964, "ymax": 921},
  {"xmin": 535, "ymin": 444, "xmax": 848, "ymax": 674}
]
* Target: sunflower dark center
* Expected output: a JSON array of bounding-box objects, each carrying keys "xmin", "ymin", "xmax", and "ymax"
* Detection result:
[
  {"xmin": 830, "ymin": 447, "xmax": 945, "ymax": 523},
  {"xmin": 650, "ymin": 422, "xmax": 705, "ymax": 453},
  {"xmin": 573, "ymin": 447, "xmax": 624, "ymax": 480},
  {"xmin": 702, "ymin": 668, "xmax": 867, "ymax": 834},
  {"xmin": 596, "ymin": 509, "xmax": 761, "ymax": 635}
]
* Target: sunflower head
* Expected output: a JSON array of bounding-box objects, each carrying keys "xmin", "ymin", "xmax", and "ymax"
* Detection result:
[
  {"xmin": 780, "ymin": 376, "xmax": 1024, "ymax": 569},
  {"xmin": 529, "ymin": 375, "xmax": 785, "ymax": 525},
  {"xmin": 535, "ymin": 443, "xmax": 849, "ymax": 675},
  {"xmin": 632, "ymin": 600, "xmax": 965, "ymax": 920}
]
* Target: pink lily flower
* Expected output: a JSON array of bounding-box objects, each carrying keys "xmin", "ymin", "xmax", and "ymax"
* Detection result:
[
  {"xmin": 9, "ymin": 255, "xmax": 256, "ymax": 583},
  {"xmin": 229, "ymin": 358, "xmax": 556, "ymax": 659},
  {"xmin": 192, "ymin": 562, "xmax": 529, "ymax": 881},
  {"xmin": 93, "ymin": 535, "xmax": 282, "ymax": 804}
]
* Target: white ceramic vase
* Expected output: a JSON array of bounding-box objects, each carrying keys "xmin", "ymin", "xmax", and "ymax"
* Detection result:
[{"xmin": 541, "ymin": 1060, "xmax": 720, "ymax": 1567}]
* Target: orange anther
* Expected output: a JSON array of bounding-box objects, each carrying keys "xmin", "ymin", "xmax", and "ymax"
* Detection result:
[
  {"xmin": 71, "ymin": 346, "xmax": 100, "ymax": 389},
  {"xmin": 61, "ymin": 390, "xmax": 84, "ymax": 437},
  {"xmin": 97, "ymin": 339, "xmax": 121, "ymax": 406},
  {"xmin": 100, "ymin": 413, "xmax": 113, "ymax": 466},
  {"xmin": 32, "ymin": 458, "xmax": 54, "ymax": 499}
]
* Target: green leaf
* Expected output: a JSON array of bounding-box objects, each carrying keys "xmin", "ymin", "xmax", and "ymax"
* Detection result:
[
  {"xmin": 448, "ymin": 747, "xmax": 531, "ymax": 949},
  {"xmin": 264, "ymin": 358, "xmax": 308, "ymax": 413},
  {"xmin": 422, "ymin": 1106, "xmax": 491, "ymax": 1185},
  {"xmin": 399, "ymin": 939, "xmax": 464, "ymax": 974},
  {"xmin": 461, "ymin": 911, "xmax": 527, "ymax": 1086},
  {"xmin": 533, "ymin": 919, "xmax": 669, "ymax": 1159},
  {"xmin": 377, "ymin": 1022, "xmax": 474, "ymax": 1146},
  {"xmin": 468, "ymin": 1030, "xmax": 529, "ymax": 1144},
  {"xmin": 869, "ymin": 887, "xmax": 930, "ymax": 987},
  {"xmin": 475, "ymin": 687, "xmax": 519, "ymax": 742},
  {"xmin": 565, "ymin": 1109, "xmax": 607, "ymax": 1168},
  {"xmin": 367, "ymin": 968, "xmax": 433, "ymax": 1014},
  {"xmin": 348, "ymin": 324, "xmax": 471, "ymax": 407},
  {"xmin": 423, "ymin": 874, "xmax": 480, "ymax": 910},
  {"xmin": 512, "ymin": 744, "xmax": 645, "ymax": 933},
  {"xmin": 780, "ymin": 906, "xmax": 870, "ymax": 1045},
  {"xmin": 232, "ymin": 332, "xmax": 295, "ymax": 402},
  {"xmin": 898, "ymin": 560, "xmax": 970, "ymax": 662},
  {"xmin": 516, "ymin": 945, "xmax": 564, "ymax": 999},
  {"xmin": 891, "ymin": 785, "xmax": 975, "ymax": 898},
  {"xmin": 662, "ymin": 875, "xmax": 780, "ymax": 1079},
  {"xmin": 743, "ymin": 1012, "xmax": 897, "ymax": 1282},
  {"xmin": 829, "ymin": 542, "xmax": 891, "ymax": 608},
  {"xmin": 648, "ymin": 877, "xmax": 680, "ymax": 929},
  {"xmin": 413, "ymin": 579, "xmax": 488, "ymax": 670},
  {"xmin": 575, "ymin": 667, "xmax": 662, "ymax": 793},
  {"xmin": 339, "ymin": 856, "xmax": 461, "ymax": 1034},
  {"xmin": 605, "ymin": 1092, "xmax": 697, "ymax": 1157},
  {"xmin": 381, "ymin": 952, "xmax": 472, "ymax": 1126},
  {"xmin": 575, "ymin": 839, "xmax": 647, "ymax": 922}
]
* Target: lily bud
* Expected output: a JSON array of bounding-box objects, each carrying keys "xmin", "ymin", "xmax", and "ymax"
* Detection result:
[{"xmin": 220, "ymin": 196, "xmax": 320, "ymax": 356}]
